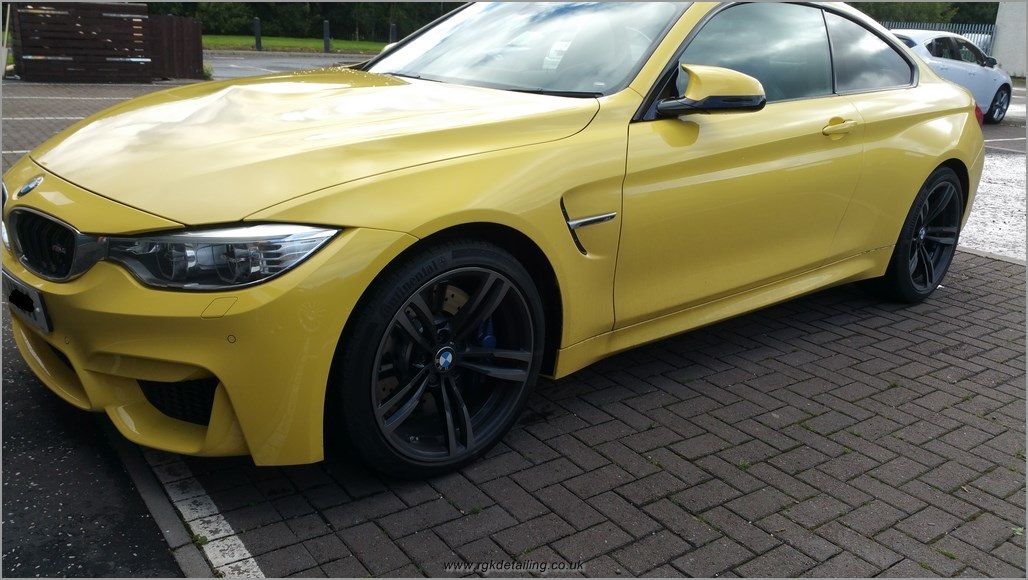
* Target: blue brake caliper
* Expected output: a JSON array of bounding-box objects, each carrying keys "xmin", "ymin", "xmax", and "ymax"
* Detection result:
[{"xmin": 475, "ymin": 318, "xmax": 497, "ymax": 349}]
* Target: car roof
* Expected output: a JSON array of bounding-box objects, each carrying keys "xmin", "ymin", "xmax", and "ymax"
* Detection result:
[{"xmin": 891, "ymin": 29, "xmax": 960, "ymax": 43}]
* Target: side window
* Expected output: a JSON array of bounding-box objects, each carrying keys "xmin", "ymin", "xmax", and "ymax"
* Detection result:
[
  {"xmin": 825, "ymin": 12, "xmax": 913, "ymax": 92},
  {"xmin": 927, "ymin": 37, "xmax": 958, "ymax": 60},
  {"xmin": 955, "ymin": 39, "xmax": 985, "ymax": 65},
  {"xmin": 677, "ymin": 3, "xmax": 832, "ymax": 102}
]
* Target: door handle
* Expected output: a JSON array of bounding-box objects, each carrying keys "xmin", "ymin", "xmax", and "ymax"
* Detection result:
[{"xmin": 822, "ymin": 120, "xmax": 858, "ymax": 136}]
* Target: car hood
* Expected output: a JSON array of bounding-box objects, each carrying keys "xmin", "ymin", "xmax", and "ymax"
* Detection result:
[{"xmin": 31, "ymin": 68, "xmax": 599, "ymax": 225}]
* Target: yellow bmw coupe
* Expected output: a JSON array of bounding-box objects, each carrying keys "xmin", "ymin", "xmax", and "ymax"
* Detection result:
[{"xmin": 3, "ymin": 2, "xmax": 983, "ymax": 476}]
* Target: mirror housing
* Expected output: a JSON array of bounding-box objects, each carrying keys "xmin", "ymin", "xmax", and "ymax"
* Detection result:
[
  {"xmin": 984, "ymin": 56, "xmax": 998, "ymax": 68},
  {"xmin": 657, "ymin": 64, "xmax": 766, "ymax": 117},
  {"xmin": 381, "ymin": 42, "xmax": 398, "ymax": 54}
]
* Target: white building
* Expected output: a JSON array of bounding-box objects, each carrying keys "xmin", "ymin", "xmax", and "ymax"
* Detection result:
[{"xmin": 993, "ymin": 2, "xmax": 1026, "ymax": 77}]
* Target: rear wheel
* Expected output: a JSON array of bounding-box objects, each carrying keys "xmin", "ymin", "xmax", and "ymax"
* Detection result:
[
  {"xmin": 330, "ymin": 240, "xmax": 544, "ymax": 478},
  {"xmin": 875, "ymin": 167, "xmax": 963, "ymax": 303},
  {"xmin": 985, "ymin": 86, "xmax": 1010, "ymax": 124}
]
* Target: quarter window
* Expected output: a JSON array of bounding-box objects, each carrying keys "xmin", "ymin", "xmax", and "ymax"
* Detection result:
[
  {"xmin": 677, "ymin": 3, "xmax": 833, "ymax": 102},
  {"xmin": 895, "ymin": 35, "xmax": 917, "ymax": 48},
  {"xmin": 825, "ymin": 12, "xmax": 913, "ymax": 92}
]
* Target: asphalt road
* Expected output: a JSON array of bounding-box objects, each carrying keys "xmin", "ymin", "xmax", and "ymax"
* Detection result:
[
  {"xmin": 1, "ymin": 312, "xmax": 182, "ymax": 578},
  {"xmin": 207, "ymin": 51, "xmax": 366, "ymax": 80}
]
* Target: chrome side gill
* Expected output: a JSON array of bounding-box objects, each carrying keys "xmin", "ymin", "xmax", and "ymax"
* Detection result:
[{"xmin": 559, "ymin": 198, "xmax": 617, "ymax": 256}]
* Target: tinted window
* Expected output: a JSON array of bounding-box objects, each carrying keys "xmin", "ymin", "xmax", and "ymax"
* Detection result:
[
  {"xmin": 826, "ymin": 12, "xmax": 912, "ymax": 92},
  {"xmin": 678, "ymin": 3, "xmax": 832, "ymax": 102},
  {"xmin": 955, "ymin": 39, "xmax": 985, "ymax": 65},
  {"xmin": 927, "ymin": 37, "xmax": 959, "ymax": 60}
]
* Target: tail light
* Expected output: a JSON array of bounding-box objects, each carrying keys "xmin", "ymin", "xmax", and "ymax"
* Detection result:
[{"xmin": 974, "ymin": 104, "xmax": 984, "ymax": 127}]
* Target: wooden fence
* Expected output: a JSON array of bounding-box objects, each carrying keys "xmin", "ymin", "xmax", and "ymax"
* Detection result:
[
  {"xmin": 148, "ymin": 15, "xmax": 203, "ymax": 80},
  {"xmin": 11, "ymin": 3, "xmax": 205, "ymax": 82},
  {"xmin": 12, "ymin": 2, "xmax": 152, "ymax": 82}
]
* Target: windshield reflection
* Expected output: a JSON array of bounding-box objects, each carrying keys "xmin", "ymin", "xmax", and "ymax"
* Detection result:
[{"xmin": 369, "ymin": 2, "xmax": 687, "ymax": 96}]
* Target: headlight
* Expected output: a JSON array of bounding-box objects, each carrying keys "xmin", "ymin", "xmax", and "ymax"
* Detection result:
[{"xmin": 107, "ymin": 224, "xmax": 337, "ymax": 290}]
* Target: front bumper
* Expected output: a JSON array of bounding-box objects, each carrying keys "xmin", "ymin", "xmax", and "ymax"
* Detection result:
[{"xmin": 3, "ymin": 166, "xmax": 415, "ymax": 466}]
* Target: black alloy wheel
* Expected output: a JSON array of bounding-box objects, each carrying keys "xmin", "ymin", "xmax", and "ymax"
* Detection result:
[
  {"xmin": 331, "ymin": 241, "xmax": 544, "ymax": 478},
  {"xmin": 986, "ymin": 86, "xmax": 1010, "ymax": 124},
  {"xmin": 906, "ymin": 180, "xmax": 961, "ymax": 293},
  {"xmin": 876, "ymin": 166, "xmax": 964, "ymax": 303},
  {"xmin": 372, "ymin": 267, "xmax": 534, "ymax": 462}
]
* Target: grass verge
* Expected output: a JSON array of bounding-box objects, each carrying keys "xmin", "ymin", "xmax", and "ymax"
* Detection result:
[{"xmin": 203, "ymin": 35, "xmax": 385, "ymax": 54}]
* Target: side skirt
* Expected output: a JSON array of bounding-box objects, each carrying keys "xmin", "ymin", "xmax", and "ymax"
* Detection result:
[{"xmin": 550, "ymin": 246, "xmax": 893, "ymax": 379}]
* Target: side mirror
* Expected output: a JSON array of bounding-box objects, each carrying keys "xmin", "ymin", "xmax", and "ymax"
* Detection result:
[
  {"xmin": 984, "ymin": 56, "xmax": 998, "ymax": 68},
  {"xmin": 381, "ymin": 42, "xmax": 398, "ymax": 55},
  {"xmin": 657, "ymin": 64, "xmax": 766, "ymax": 117}
]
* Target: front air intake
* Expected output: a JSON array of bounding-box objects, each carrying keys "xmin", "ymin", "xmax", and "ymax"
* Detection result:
[{"xmin": 139, "ymin": 378, "xmax": 219, "ymax": 426}]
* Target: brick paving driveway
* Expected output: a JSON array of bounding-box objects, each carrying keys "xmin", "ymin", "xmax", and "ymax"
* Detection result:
[{"xmin": 3, "ymin": 80, "xmax": 1026, "ymax": 578}]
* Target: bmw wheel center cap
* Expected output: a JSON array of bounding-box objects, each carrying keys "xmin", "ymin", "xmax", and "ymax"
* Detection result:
[{"xmin": 434, "ymin": 347, "xmax": 455, "ymax": 372}]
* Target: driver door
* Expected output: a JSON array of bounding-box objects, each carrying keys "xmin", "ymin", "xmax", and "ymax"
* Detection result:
[
  {"xmin": 952, "ymin": 38, "xmax": 993, "ymax": 106},
  {"xmin": 614, "ymin": 3, "xmax": 863, "ymax": 328}
]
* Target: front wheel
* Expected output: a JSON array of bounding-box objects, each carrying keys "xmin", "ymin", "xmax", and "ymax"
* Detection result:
[
  {"xmin": 985, "ymin": 86, "xmax": 1010, "ymax": 124},
  {"xmin": 329, "ymin": 240, "xmax": 545, "ymax": 478},
  {"xmin": 875, "ymin": 167, "xmax": 964, "ymax": 303}
]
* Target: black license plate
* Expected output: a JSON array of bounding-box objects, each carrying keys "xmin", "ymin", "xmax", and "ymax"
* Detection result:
[{"xmin": 2, "ymin": 269, "xmax": 52, "ymax": 333}]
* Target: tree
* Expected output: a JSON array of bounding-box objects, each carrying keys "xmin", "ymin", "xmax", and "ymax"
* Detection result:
[
  {"xmin": 950, "ymin": 3, "xmax": 999, "ymax": 24},
  {"xmin": 146, "ymin": 2, "xmax": 462, "ymax": 41},
  {"xmin": 850, "ymin": 2, "xmax": 957, "ymax": 23},
  {"xmin": 194, "ymin": 3, "xmax": 252, "ymax": 35}
]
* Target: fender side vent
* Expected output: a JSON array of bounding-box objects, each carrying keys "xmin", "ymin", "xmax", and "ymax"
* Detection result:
[{"xmin": 560, "ymin": 198, "xmax": 588, "ymax": 255}]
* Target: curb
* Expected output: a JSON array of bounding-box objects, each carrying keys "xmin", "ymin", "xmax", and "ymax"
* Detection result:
[
  {"xmin": 957, "ymin": 246, "xmax": 1026, "ymax": 265},
  {"xmin": 101, "ymin": 420, "xmax": 214, "ymax": 578}
]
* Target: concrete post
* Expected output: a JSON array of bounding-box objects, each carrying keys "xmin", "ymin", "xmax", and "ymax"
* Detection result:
[{"xmin": 993, "ymin": 2, "xmax": 1026, "ymax": 77}]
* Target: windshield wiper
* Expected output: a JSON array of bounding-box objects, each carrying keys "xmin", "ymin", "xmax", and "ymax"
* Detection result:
[
  {"xmin": 509, "ymin": 88, "xmax": 603, "ymax": 98},
  {"xmin": 385, "ymin": 72, "xmax": 442, "ymax": 83}
]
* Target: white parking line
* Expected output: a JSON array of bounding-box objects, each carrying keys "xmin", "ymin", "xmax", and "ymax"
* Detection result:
[
  {"xmin": 985, "ymin": 145, "xmax": 1027, "ymax": 154},
  {"xmin": 4, "ymin": 116, "xmax": 85, "ymax": 121},
  {"xmin": 146, "ymin": 453, "xmax": 266, "ymax": 578},
  {"xmin": 985, "ymin": 137, "xmax": 1027, "ymax": 142},
  {"xmin": 2, "ymin": 150, "xmax": 29, "ymax": 155}
]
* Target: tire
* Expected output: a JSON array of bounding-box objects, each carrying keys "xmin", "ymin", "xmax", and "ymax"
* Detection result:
[
  {"xmin": 985, "ymin": 86, "xmax": 1011, "ymax": 124},
  {"xmin": 874, "ymin": 167, "xmax": 963, "ymax": 303},
  {"xmin": 328, "ymin": 239, "xmax": 545, "ymax": 478}
]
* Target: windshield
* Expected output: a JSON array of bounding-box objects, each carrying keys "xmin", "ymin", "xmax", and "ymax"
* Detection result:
[{"xmin": 368, "ymin": 2, "xmax": 687, "ymax": 96}]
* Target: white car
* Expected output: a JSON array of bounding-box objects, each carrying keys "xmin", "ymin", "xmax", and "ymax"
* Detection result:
[{"xmin": 893, "ymin": 29, "xmax": 1012, "ymax": 123}]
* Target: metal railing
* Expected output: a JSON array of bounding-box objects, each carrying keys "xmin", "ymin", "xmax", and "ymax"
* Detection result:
[{"xmin": 882, "ymin": 21, "xmax": 996, "ymax": 55}]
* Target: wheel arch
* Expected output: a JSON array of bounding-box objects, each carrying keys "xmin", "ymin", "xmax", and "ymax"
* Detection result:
[
  {"xmin": 336, "ymin": 221, "xmax": 564, "ymax": 380},
  {"xmin": 413, "ymin": 222, "xmax": 564, "ymax": 376},
  {"xmin": 939, "ymin": 157, "xmax": 970, "ymax": 219}
]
